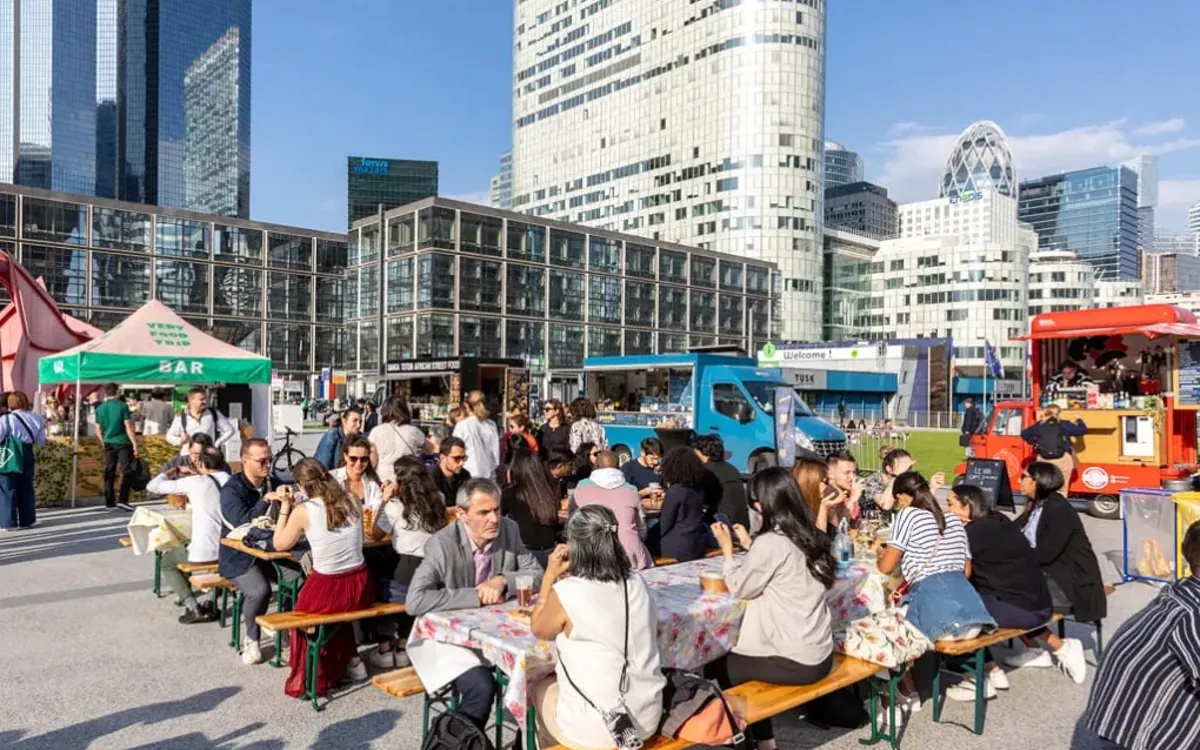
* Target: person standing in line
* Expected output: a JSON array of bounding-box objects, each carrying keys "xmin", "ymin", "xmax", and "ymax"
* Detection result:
[
  {"xmin": 314, "ymin": 407, "xmax": 363, "ymax": 470},
  {"xmin": 140, "ymin": 389, "xmax": 174, "ymax": 436},
  {"xmin": 453, "ymin": 390, "xmax": 500, "ymax": 481},
  {"xmin": 95, "ymin": 383, "xmax": 138, "ymax": 512},
  {"xmin": 960, "ymin": 397, "xmax": 983, "ymax": 451},
  {"xmin": 536, "ymin": 399, "xmax": 571, "ymax": 457},
  {"xmin": 567, "ymin": 397, "xmax": 607, "ymax": 453},
  {"xmin": 165, "ymin": 387, "xmax": 236, "ymax": 455},
  {"xmin": 0, "ymin": 391, "xmax": 47, "ymax": 529},
  {"xmin": 1021, "ymin": 405, "xmax": 1087, "ymax": 485},
  {"xmin": 369, "ymin": 398, "xmax": 427, "ymax": 484}
]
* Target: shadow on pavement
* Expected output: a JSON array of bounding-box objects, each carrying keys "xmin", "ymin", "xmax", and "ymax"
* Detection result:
[
  {"xmin": 311, "ymin": 709, "xmax": 402, "ymax": 749},
  {"xmin": 0, "ymin": 529, "xmax": 130, "ymax": 567},
  {"xmin": 0, "ymin": 686, "xmax": 240, "ymax": 749},
  {"xmin": 122, "ymin": 721, "xmax": 283, "ymax": 750}
]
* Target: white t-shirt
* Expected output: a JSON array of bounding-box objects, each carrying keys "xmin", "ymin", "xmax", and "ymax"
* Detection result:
[
  {"xmin": 303, "ymin": 497, "xmax": 365, "ymax": 575},
  {"xmin": 146, "ymin": 471, "xmax": 230, "ymax": 563},
  {"xmin": 331, "ymin": 467, "xmax": 383, "ymax": 513},
  {"xmin": 888, "ymin": 507, "xmax": 971, "ymax": 584},
  {"xmin": 376, "ymin": 500, "xmax": 438, "ymax": 557},
  {"xmin": 369, "ymin": 422, "xmax": 427, "ymax": 483},
  {"xmin": 453, "ymin": 416, "xmax": 500, "ymax": 480}
]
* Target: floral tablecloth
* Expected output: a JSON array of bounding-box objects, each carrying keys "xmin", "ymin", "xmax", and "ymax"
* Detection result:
[
  {"xmin": 410, "ymin": 555, "xmax": 886, "ymax": 723},
  {"xmin": 126, "ymin": 505, "xmax": 192, "ymax": 555},
  {"xmin": 828, "ymin": 562, "xmax": 894, "ymax": 627}
]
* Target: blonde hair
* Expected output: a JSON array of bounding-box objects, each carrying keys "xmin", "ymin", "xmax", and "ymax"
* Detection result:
[
  {"xmin": 292, "ymin": 458, "xmax": 360, "ymax": 531},
  {"xmin": 466, "ymin": 390, "xmax": 490, "ymax": 421},
  {"xmin": 1043, "ymin": 405, "xmax": 1061, "ymax": 419}
]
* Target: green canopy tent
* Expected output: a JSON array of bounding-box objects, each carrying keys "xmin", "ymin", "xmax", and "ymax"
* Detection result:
[{"xmin": 39, "ymin": 300, "xmax": 272, "ymax": 506}]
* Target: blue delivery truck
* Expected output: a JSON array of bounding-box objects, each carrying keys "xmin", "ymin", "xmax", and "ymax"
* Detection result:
[{"xmin": 582, "ymin": 352, "xmax": 846, "ymax": 472}]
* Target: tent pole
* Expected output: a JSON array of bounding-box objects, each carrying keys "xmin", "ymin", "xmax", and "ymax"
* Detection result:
[{"xmin": 70, "ymin": 373, "xmax": 81, "ymax": 509}]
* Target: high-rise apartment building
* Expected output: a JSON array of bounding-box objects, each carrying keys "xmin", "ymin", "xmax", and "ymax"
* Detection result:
[
  {"xmin": 1, "ymin": 0, "xmax": 251, "ymax": 216},
  {"xmin": 509, "ymin": 0, "xmax": 827, "ymax": 341},
  {"xmin": 490, "ymin": 151, "xmax": 513, "ymax": 209},
  {"xmin": 1019, "ymin": 165, "xmax": 1140, "ymax": 280},
  {"xmin": 1125, "ymin": 155, "xmax": 1158, "ymax": 254},
  {"xmin": 824, "ymin": 181, "xmax": 896, "ymax": 240},
  {"xmin": 346, "ymin": 157, "xmax": 438, "ymax": 226},
  {"xmin": 1143, "ymin": 252, "xmax": 1200, "ymax": 294},
  {"xmin": 939, "ymin": 121, "xmax": 1017, "ymax": 198},
  {"xmin": 824, "ymin": 141, "xmax": 863, "ymax": 190},
  {"xmin": 1189, "ymin": 201, "xmax": 1200, "ymax": 236}
]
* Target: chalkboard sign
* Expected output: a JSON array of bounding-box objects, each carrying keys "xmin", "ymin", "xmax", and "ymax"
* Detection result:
[
  {"xmin": 961, "ymin": 458, "xmax": 1015, "ymax": 509},
  {"xmin": 1177, "ymin": 340, "xmax": 1200, "ymax": 410}
]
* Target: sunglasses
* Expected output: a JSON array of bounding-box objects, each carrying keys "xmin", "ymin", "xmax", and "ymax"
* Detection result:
[
  {"xmin": 346, "ymin": 455, "xmax": 370, "ymax": 464},
  {"xmin": 249, "ymin": 457, "xmax": 271, "ymax": 466},
  {"xmin": 447, "ymin": 454, "xmax": 467, "ymax": 463}
]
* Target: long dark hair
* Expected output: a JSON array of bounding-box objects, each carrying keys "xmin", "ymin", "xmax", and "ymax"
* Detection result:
[
  {"xmin": 572, "ymin": 441, "xmax": 596, "ymax": 480},
  {"xmin": 949, "ymin": 484, "xmax": 993, "ymax": 521},
  {"xmin": 892, "ymin": 470, "xmax": 946, "ymax": 534},
  {"xmin": 1015, "ymin": 461, "xmax": 1064, "ymax": 528},
  {"xmin": 748, "ymin": 468, "xmax": 836, "ymax": 589},
  {"xmin": 509, "ymin": 451, "xmax": 560, "ymax": 526},
  {"xmin": 392, "ymin": 456, "xmax": 447, "ymax": 534},
  {"xmin": 658, "ymin": 446, "xmax": 706, "ymax": 489}
]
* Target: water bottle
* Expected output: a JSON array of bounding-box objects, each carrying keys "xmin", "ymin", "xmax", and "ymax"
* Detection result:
[{"xmin": 833, "ymin": 518, "xmax": 853, "ymax": 570}]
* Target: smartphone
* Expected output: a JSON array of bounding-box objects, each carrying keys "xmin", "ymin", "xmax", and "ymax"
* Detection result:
[{"xmin": 715, "ymin": 512, "xmax": 733, "ymax": 528}]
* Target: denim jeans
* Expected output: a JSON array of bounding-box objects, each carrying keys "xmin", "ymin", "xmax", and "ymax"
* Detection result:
[
  {"xmin": 0, "ymin": 445, "xmax": 37, "ymax": 529},
  {"xmin": 906, "ymin": 570, "xmax": 996, "ymax": 641}
]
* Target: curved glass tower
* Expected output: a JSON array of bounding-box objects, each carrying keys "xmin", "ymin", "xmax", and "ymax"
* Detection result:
[{"xmin": 939, "ymin": 120, "xmax": 1017, "ymax": 198}]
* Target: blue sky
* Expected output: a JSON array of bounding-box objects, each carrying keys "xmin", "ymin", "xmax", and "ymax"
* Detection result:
[{"xmin": 251, "ymin": 0, "xmax": 1200, "ymax": 232}]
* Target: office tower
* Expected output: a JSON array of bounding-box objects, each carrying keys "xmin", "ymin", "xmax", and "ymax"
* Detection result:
[
  {"xmin": 1143, "ymin": 252, "xmax": 1200, "ymax": 294},
  {"xmin": 1124, "ymin": 155, "xmax": 1158, "ymax": 253},
  {"xmin": 1153, "ymin": 229, "xmax": 1198, "ymax": 256},
  {"xmin": 1, "ymin": 0, "xmax": 251, "ymax": 216},
  {"xmin": 346, "ymin": 157, "xmax": 438, "ymax": 226},
  {"xmin": 490, "ymin": 151, "xmax": 513, "ymax": 209},
  {"xmin": 824, "ymin": 181, "xmax": 897, "ymax": 240},
  {"xmin": 1028, "ymin": 251, "xmax": 1096, "ymax": 317},
  {"xmin": 1190, "ymin": 201, "xmax": 1200, "ymax": 236},
  {"xmin": 939, "ymin": 120, "xmax": 1017, "ymax": 198},
  {"xmin": 824, "ymin": 141, "xmax": 864, "ymax": 190},
  {"xmin": 509, "ymin": 1, "xmax": 826, "ymax": 341},
  {"xmin": 1019, "ymin": 166, "xmax": 1140, "ymax": 280}
]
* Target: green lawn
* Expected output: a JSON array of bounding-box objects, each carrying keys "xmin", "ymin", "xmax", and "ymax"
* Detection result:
[{"xmin": 849, "ymin": 429, "xmax": 964, "ymax": 479}]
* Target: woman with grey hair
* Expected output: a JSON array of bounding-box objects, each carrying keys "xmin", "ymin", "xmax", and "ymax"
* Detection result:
[{"xmin": 530, "ymin": 505, "xmax": 666, "ymax": 750}]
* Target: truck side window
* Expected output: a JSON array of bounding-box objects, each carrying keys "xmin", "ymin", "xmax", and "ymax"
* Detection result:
[{"xmin": 713, "ymin": 383, "xmax": 754, "ymax": 423}]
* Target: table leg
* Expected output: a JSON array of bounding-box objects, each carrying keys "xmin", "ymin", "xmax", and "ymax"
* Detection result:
[
  {"xmin": 931, "ymin": 652, "xmax": 943, "ymax": 723},
  {"xmin": 858, "ymin": 667, "xmax": 902, "ymax": 749},
  {"xmin": 526, "ymin": 702, "xmax": 538, "ymax": 750},
  {"xmin": 493, "ymin": 668, "xmax": 507, "ymax": 750},
  {"xmin": 972, "ymin": 648, "xmax": 985, "ymax": 735},
  {"xmin": 270, "ymin": 561, "xmax": 302, "ymax": 668},
  {"xmin": 153, "ymin": 551, "xmax": 164, "ymax": 597}
]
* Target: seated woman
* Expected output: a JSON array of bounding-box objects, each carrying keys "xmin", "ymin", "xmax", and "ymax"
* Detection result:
[
  {"xmin": 656, "ymin": 447, "xmax": 709, "ymax": 563},
  {"xmin": 792, "ymin": 457, "xmax": 843, "ymax": 539},
  {"xmin": 570, "ymin": 441, "xmax": 599, "ymax": 488},
  {"xmin": 876, "ymin": 471, "xmax": 995, "ymax": 710},
  {"xmin": 272, "ymin": 458, "xmax": 372, "ymax": 696},
  {"xmin": 364, "ymin": 455, "xmax": 448, "ymax": 669},
  {"xmin": 531, "ymin": 506, "xmax": 666, "ymax": 750},
  {"xmin": 859, "ymin": 448, "xmax": 914, "ymax": 517},
  {"xmin": 501, "ymin": 451, "xmax": 564, "ymax": 568},
  {"xmin": 1004, "ymin": 461, "xmax": 1101, "ymax": 683},
  {"xmin": 332, "ymin": 435, "xmax": 383, "ymax": 512},
  {"xmin": 707, "ymin": 467, "xmax": 836, "ymax": 750}
]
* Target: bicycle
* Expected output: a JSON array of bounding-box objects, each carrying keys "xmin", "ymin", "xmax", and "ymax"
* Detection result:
[{"xmin": 272, "ymin": 427, "xmax": 307, "ymax": 475}]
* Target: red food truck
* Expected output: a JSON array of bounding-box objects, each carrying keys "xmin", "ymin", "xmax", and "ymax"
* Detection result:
[{"xmin": 956, "ymin": 304, "xmax": 1200, "ymax": 519}]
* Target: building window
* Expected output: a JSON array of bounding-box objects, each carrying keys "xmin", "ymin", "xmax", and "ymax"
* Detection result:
[
  {"xmin": 625, "ymin": 329, "xmax": 654, "ymax": 355},
  {"xmin": 93, "ymin": 207, "xmax": 151, "ymax": 252},
  {"xmin": 719, "ymin": 260, "xmax": 743, "ymax": 291},
  {"xmin": 387, "ymin": 215, "xmax": 416, "ymax": 256},
  {"xmin": 626, "ymin": 243, "xmax": 655, "ymax": 279},
  {"xmin": 549, "ymin": 324, "xmax": 585, "ymax": 369},
  {"xmin": 315, "ymin": 275, "xmax": 346, "ymax": 322},
  {"xmin": 506, "ymin": 264, "xmax": 545, "ymax": 317},
  {"xmin": 215, "ymin": 225, "xmax": 263, "ymax": 263},
  {"xmin": 385, "ymin": 317, "xmax": 414, "ymax": 361},
  {"xmin": 549, "ymin": 270, "xmax": 585, "ymax": 321},
  {"xmin": 459, "ymin": 316, "xmax": 502, "ymax": 358},
  {"xmin": 156, "ymin": 218, "xmax": 209, "ymax": 258},
  {"xmin": 506, "ymin": 221, "xmax": 545, "ymax": 262},
  {"xmin": 267, "ymin": 232, "xmax": 313, "ymax": 271},
  {"xmin": 417, "ymin": 254, "xmax": 456, "ymax": 309},
  {"xmin": 358, "ymin": 265, "xmax": 380, "ymax": 317},
  {"xmin": 659, "ymin": 332, "xmax": 688, "ymax": 354},
  {"xmin": 719, "ymin": 295, "xmax": 744, "ymax": 335},
  {"xmin": 0, "ymin": 194, "xmax": 14, "ymax": 237},
  {"xmin": 660, "ymin": 250, "xmax": 688, "ymax": 284},
  {"xmin": 506, "ymin": 320, "xmax": 544, "ymax": 361},
  {"xmin": 386, "ymin": 258, "xmax": 415, "ymax": 313},
  {"xmin": 213, "ymin": 320, "xmax": 263, "ymax": 355},
  {"xmin": 549, "ymin": 229, "xmax": 586, "ymax": 268},
  {"xmin": 946, "ymin": 309, "xmax": 968, "ymax": 322},
  {"xmin": 155, "ymin": 260, "xmax": 209, "ymax": 314},
  {"xmin": 748, "ymin": 299, "xmax": 769, "ymax": 336},
  {"xmin": 461, "ymin": 213, "xmax": 503, "ymax": 257},
  {"xmin": 213, "ymin": 266, "xmax": 263, "ymax": 318},
  {"xmin": 314, "ymin": 326, "xmax": 346, "ymax": 369},
  {"xmin": 588, "ymin": 236, "xmax": 621, "ymax": 274},
  {"xmin": 267, "ymin": 272, "xmax": 312, "ymax": 321},
  {"xmin": 625, "ymin": 280, "xmax": 655, "ymax": 327},
  {"xmin": 690, "ymin": 290, "xmax": 716, "ymax": 332},
  {"xmin": 691, "ymin": 256, "xmax": 716, "ymax": 288},
  {"xmin": 268, "ymin": 324, "xmax": 311, "ymax": 371},
  {"xmin": 22, "ymin": 197, "xmax": 86, "ymax": 245},
  {"xmin": 93, "ymin": 253, "xmax": 150, "ymax": 308},
  {"xmin": 359, "ymin": 320, "xmax": 381, "ymax": 372},
  {"xmin": 715, "ymin": 177, "xmax": 738, "ymax": 192},
  {"xmin": 588, "ymin": 326, "xmax": 622, "ymax": 357},
  {"xmin": 416, "ymin": 313, "xmax": 456, "ymax": 357},
  {"xmin": 588, "ymin": 275, "xmax": 622, "ymax": 324},
  {"xmin": 316, "ymin": 239, "xmax": 349, "ymax": 271},
  {"xmin": 418, "ymin": 207, "xmax": 456, "ymax": 250},
  {"xmin": 459, "ymin": 258, "xmax": 503, "ymax": 313},
  {"xmin": 747, "ymin": 265, "xmax": 769, "ymax": 295},
  {"xmin": 658, "ymin": 287, "xmax": 688, "ymax": 331}
]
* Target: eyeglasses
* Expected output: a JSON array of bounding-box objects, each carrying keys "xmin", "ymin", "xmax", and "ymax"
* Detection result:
[
  {"xmin": 447, "ymin": 454, "xmax": 467, "ymax": 463},
  {"xmin": 249, "ymin": 457, "xmax": 271, "ymax": 466},
  {"xmin": 347, "ymin": 455, "xmax": 370, "ymax": 464}
]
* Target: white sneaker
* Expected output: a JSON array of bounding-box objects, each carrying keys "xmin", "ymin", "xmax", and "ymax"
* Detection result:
[
  {"xmin": 988, "ymin": 668, "xmax": 1010, "ymax": 691},
  {"xmin": 393, "ymin": 649, "xmax": 411, "ymax": 668},
  {"xmin": 898, "ymin": 690, "xmax": 922, "ymax": 713},
  {"xmin": 241, "ymin": 638, "xmax": 263, "ymax": 665},
  {"xmin": 1001, "ymin": 645, "xmax": 1053, "ymax": 669},
  {"xmin": 946, "ymin": 676, "xmax": 998, "ymax": 703},
  {"xmin": 1055, "ymin": 638, "xmax": 1087, "ymax": 685},
  {"xmin": 345, "ymin": 660, "xmax": 368, "ymax": 683},
  {"xmin": 366, "ymin": 647, "xmax": 397, "ymax": 670}
]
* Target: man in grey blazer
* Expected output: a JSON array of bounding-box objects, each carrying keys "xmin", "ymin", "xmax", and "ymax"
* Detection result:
[{"xmin": 407, "ymin": 477, "xmax": 544, "ymax": 729}]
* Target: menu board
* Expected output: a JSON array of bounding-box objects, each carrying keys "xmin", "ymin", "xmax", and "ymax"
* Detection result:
[
  {"xmin": 962, "ymin": 458, "xmax": 1015, "ymax": 509},
  {"xmin": 1176, "ymin": 340, "xmax": 1200, "ymax": 409}
]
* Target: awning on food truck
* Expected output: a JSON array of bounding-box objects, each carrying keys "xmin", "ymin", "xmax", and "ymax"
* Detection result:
[
  {"xmin": 1016, "ymin": 322, "xmax": 1200, "ymax": 341},
  {"xmin": 1017, "ymin": 304, "xmax": 1200, "ymax": 341}
]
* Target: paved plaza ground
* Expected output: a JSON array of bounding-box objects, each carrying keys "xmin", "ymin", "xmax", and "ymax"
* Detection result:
[{"xmin": 0, "ymin": 499, "xmax": 1147, "ymax": 749}]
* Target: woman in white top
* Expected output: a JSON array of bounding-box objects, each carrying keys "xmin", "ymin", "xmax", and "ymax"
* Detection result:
[
  {"xmin": 363, "ymin": 455, "xmax": 449, "ymax": 669},
  {"xmin": 452, "ymin": 390, "xmax": 500, "ymax": 480},
  {"xmin": 0, "ymin": 391, "xmax": 47, "ymax": 530},
  {"xmin": 531, "ymin": 505, "xmax": 665, "ymax": 750},
  {"xmin": 369, "ymin": 398, "xmax": 428, "ymax": 484},
  {"xmin": 273, "ymin": 458, "xmax": 372, "ymax": 697},
  {"xmin": 331, "ymin": 435, "xmax": 382, "ymax": 513},
  {"xmin": 708, "ymin": 467, "xmax": 836, "ymax": 750}
]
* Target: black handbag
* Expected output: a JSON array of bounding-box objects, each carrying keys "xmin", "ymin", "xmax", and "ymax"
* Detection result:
[{"xmin": 124, "ymin": 457, "xmax": 152, "ymax": 491}]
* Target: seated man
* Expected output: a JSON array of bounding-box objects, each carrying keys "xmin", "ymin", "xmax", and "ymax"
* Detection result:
[
  {"xmin": 160, "ymin": 432, "xmax": 231, "ymax": 475},
  {"xmin": 621, "ymin": 437, "xmax": 664, "ymax": 493},
  {"xmin": 406, "ymin": 478, "xmax": 544, "ymax": 730},
  {"xmin": 1084, "ymin": 520, "xmax": 1200, "ymax": 750},
  {"xmin": 146, "ymin": 448, "xmax": 231, "ymax": 623}
]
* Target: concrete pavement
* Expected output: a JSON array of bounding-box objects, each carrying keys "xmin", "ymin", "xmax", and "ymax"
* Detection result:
[{"xmin": 0, "ymin": 502, "xmax": 1151, "ymax": 749}]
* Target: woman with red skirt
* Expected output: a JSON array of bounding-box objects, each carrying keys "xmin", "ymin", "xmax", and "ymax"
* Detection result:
[{"xmin": 274, "ymin": 458, "xmax": 373, "ymax": 697}]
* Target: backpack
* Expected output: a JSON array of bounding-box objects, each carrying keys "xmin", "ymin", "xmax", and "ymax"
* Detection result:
[
  {"xmin": 420, "ymin": 712, "xmax": 494, "ymax": 750},
  {"xmin": 180, "ymin": 407, "xmax": 219, "ymax": 438},
  {"xmin": 1035, "ymin": 419, "xmax": 1068, "ymax": 459},
  {"xmin": 659, "ymin": 669, "xmax": 750, "ymax": 748}
]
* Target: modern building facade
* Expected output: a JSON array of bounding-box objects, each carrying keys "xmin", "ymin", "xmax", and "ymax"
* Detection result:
[
  {"xmin": 0, "ymin": 184, "xmax": 348, "ymax": 384},
  {"xmin": 823, "ymin": 228, "xmax": 881, "ymax": 342},
  {"xmin": 898, "ymin": 191, "xmax": 1023, "ymax": 246},
  {"xmin": 1189, "ymin": 201, "xmax": 1200, "ymax": 236},
  {"xmin": 345, "ymin": 198, "xmax": 779, "ymax": 396},
  {"xmin": 1027, "ymin": 250, "xmax": 1095, "ymax": 317},
  {"xmin": 940, "ymin": 121, "xmax": 1017, "ymax": 199},
  {"xmin": 509, "ymin": 0, "xmax": 827, "ymax": 341},
  {"xmin": 824, "ymin": 141, "xmax": 864, "ymax": 190},
  {"xmin": 824, "ymin": 181, "xmax": 896, "ymax": 240},
  {"xmin": 1018, "ymin": 165, "xmax": 1140, "ymax": 280},
  {"xmin": 1125, "ymin": 155, "xmax": 1158, "ymax": 254},
  {"xmin": 1146, "ymin": 290, "xmax": 1200, "ymax": 317},
  {"xmin": 490, "ymin": 151, "xmax": 513, "ymax": 209},
  {"xmin": 1153, "ymin": 229, "xmax": 1198, "ymax": 256},
  {"xmin": 346, "ymin": 157, "xmax": 438, "ymax": 227},
  {"xmin": 1, "ymin": 0, "xmax": 252, "ymax": 216},
  {"xmin": 1094, "ymin": 279, "xmax": 1143, "ymax": 308},
  {"xmin": 1142, "ymin": 251, "xmax": 1200, "ymax": 294}
]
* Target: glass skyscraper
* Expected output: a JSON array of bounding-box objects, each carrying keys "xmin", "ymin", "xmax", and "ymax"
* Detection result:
[
  {"xmin": 1, "ymin": 0, "xmax": 251, "ymax": 217},
  {"xmin": 347, "ymin": 157, "xmax": 438, "ymax": 226},
  {"xmin": 824, "ymin": 141, "xmax": 864, "ymax": 191},
  {"xmin": 1019, "ymin": 166, "xmax": 1140, "ymax": 280}
]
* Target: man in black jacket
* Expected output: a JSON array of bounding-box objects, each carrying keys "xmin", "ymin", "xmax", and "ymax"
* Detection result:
[
  {"xmin": 218, "ymin": 438, "xmax": 287, "ymax": 665},
  {"xmin": 693, "ymin": 434, "xmax": 750, "ymax": 529}
]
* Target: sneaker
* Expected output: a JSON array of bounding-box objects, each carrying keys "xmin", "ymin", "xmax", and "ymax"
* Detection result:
[
  {"xmin": 1002, "ymin": 645, "xmax": 1053, "ymax": 669},
  {"xmin": 117, "ymin": 502, "xmax": 135, "ymax": 512},
  {"xmin": 18, "ymin": 521, "xmax": 37, "ymax": 529},
  {"xmin": 106, "ymin": 505, "xmax": 119, "ymax": 511},
  {"xmin": 393, "ymin": 649, "xmax": 411, "ymax": 669},
  {"xmin": 241, "ymin": 638, "xmax": 263, "ymax": 665},
  {"xmin": 345, "ymin": 660, "xmax": 368, "ymax": 683},
  {"xmin": 897, "ymin": 690, "xmax": 923, "ymax": 713},
  {"xmin": 1055, "ymin": 638, "xmax": 1087, "ymax": 685},
  {"xmin": 988, "ymin": 668, "xmax": 1010, "ymax": 691},
  {"xmin": 366, "ymin": 647, "xmax": 397, "ymax": 671},
  {"xmin": 946, "ymin": 676, "xmax": 998, "ymax": 702},
  {"xmin": 178, "ymin": 608, "xmax": 217, "ymax": 625}
]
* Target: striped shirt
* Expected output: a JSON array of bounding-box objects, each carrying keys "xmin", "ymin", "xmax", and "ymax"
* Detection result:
[
  {"xmin": 1084, "ymin": 577, "xmax": 1200, "ymax": 750},
  {"xmin": 888, "ymin": 507, "xmax": 971, "ymax": 584}
]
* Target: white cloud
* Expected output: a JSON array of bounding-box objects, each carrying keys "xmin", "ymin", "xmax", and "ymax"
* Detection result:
[
  {"xmin": 443, "ymin": 190, "xmax": 493, "ymax": 207},
  {"xmin": 1159, "ymin": 179, "xmax": 1200, "ymax": 230},
  {"xmin": 1135, "ymin": 118, "xmax": 1186, "ymax": 136}
]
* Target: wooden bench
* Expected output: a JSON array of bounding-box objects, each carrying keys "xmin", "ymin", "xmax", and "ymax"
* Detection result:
[
  {"xmin": 189, "ymin": 573, "xmax": 242, "ymax": 641},
  {"xmin": 653, "ymin": 548, "xmax": 725, "ymax": 566},
  {"xmin": 176, "ymin": 560, "xmax": 218, "ymax": 575},
  {"xmin": 256, "ymin": 602, "xmax": 410, "ymax": 711},
  {"xmin": 118, "ymin": 536, "xmax": 132, "ymax": 547},
  {"xmin": 931, "ymin": 613, "xmax": 1065, "ymax": 736},
  {"xmin": 371, "ymin": 666, "xmax": 425, "ymax": 700}
]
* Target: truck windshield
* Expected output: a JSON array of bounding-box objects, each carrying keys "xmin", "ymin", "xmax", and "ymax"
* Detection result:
[{"xmin": 742, "ymin": 381, "xmax": 815, "ymax": 417}]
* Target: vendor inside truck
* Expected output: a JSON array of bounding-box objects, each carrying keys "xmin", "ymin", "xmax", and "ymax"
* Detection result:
[{"xmin": 1046, "ymin": 360, "xmax": 1094, "ymax": 397}]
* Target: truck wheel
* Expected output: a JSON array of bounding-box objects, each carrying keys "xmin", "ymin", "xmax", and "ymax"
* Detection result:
[
  {"xmin": 1087, "ymin": 494, "xmax": 1121, "ymax": 520},
  {"xmin": 613, "ymin": 445, "xmax": 632, "ymax": 466},
  {"xmin": 747, "ymin": 452, "xmax": 777, "ymax": 474}
]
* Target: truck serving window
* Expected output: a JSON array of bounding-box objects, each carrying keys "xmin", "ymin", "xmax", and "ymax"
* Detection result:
[{"xmin": 742, "ymin": 381, "xmax": 815, "ymax": 417}]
